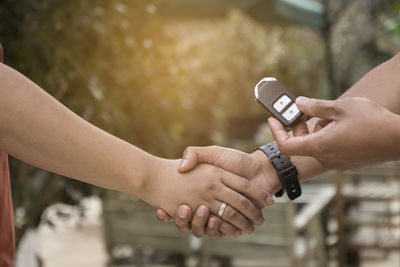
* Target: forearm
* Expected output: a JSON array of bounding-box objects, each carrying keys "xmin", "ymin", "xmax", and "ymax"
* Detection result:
[
  {"xmin": 0, "ymin": 63, "xmax": 155, "ymax": 197},
  {"xmin": 339, "ymin": 53, "xmax": 400, "ymax": 113},
  {"xmin": 289, "ymin": 53, "xmax": 400, "ymax": 178}
]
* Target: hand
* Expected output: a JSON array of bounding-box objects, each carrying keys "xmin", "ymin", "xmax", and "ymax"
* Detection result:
[
  {"xmin": 156, "ymin": 147, "xmax": 281, "ymax": 238},
  {"xmin": 147, "ymin": 158, "xmax": 268, "ymax": 235},
  {"xmin": 268, "ymin": 96, "xmax": 400, "ymax": 170},
  {"xmin": 156, "ymin": 204, "xmax": 236, "ymax": 239}
]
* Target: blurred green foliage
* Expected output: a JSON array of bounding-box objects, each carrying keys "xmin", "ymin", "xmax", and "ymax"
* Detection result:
[{"xmin": 1, "ymin": 0, "xmax": 399, "ymax": 244}]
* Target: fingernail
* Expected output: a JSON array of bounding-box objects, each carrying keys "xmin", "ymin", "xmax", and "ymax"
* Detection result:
[
  {"xmin": 178, "ymin": 206, "xmax": 189, "ymax": 219},
  {"xmin": 197, "ymin": 206, "xmax": 208, "ymax": 218},
  {"xmin": 156, "ymin": 213, "xmax": 163, "ymax": 220},
  {"xmin": 208, "ymin": 219, "xmax": 216, "ymax": 229},
  {"xmin": 180, "ymin": 158, "xmax": 188, "ymax": 169},
  {"xmin": 296, "ymin": 96, "xmax": 309, "ymax": 107},
  {"xmin": 266, "ymin": 195, "xmax": 275, "ymax": 205}
]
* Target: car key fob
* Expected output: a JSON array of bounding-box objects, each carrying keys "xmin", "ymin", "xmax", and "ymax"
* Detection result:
[{"xmin": 254, "ymin": 77, "xmax": 303, "ymax": 128}]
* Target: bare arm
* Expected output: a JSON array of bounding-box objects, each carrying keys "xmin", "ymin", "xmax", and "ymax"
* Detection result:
[
  {"xmin": 269, "ymin": 53, "xmax": 400, "ymax": 169},
  {"xmin": 156, "ymin": 53, "xmax": 400, "ymax": 238},
  {"xmin": 278, "ymin": 52, "xmax": 400, "ymax": 177},
  {"xmin": 0, "ymin": 63, "xmax": 150, "ymax": 195},
  {"xmin": 339, "ymin": 53, "xmax": 400, "ymax": 113},
  {"xmin": 0, "ymin": 63, "xmax": 267, "ymax": 233}
]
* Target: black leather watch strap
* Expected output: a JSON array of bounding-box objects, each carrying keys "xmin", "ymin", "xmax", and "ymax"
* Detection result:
[{"xmin": 259, "ymin": 142, "xmax": 302, "ymax": 200}]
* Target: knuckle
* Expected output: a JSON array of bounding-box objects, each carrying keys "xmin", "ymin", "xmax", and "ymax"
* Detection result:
[
  {"xmin": 237, "ymin": 195, "xmax": 251, "ymax": 209},
  {"xmin": 185, "ymin": 146, "xmax": 193, "ymax": 152},
  {"xmin": 226, "ymin": 208, "xmax": 239, "ymax": 221},
  {"xmin": 206, "ymin": 227, "xmax": 221, "ymax": 239},
  {"xmin": 192, "ymin": 219, "xmax": 205, "ymax": 229},
  {"xmin": 239, "ymin": 178, "xmax": 251, "ymax": 189},
  {"xmin": 308, "ymin": 100, "xmax": 321, "ymax": 113},
  {"xmin": 210, "ymin": 166, "xmax": 223, "ymax": 177},
  {"xmin": 203, "ymin": 179, "xmax": 216, "ymax": 191},
  {"xmin": 175, "ymin": 221, "xmax": 191, "ymax": 233},
  {"xmin": 219, "ymin": 223, "xmax": 232, "ymax": 235},
  {"xmin": 183, "ymin": 146, "xmax": 194, "ymax": 156},
  {"xmin": 329, "ymin": 103, "xmax": 339, "ymax": 113},
  {"xmin": 175, "ymin": 219, "xmax": 187, "ymax": 228}
]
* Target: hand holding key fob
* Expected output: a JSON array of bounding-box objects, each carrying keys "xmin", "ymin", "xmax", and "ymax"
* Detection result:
[{"xmin": 254, "ymin": 77, "xmax": 304, "ymax": 128}]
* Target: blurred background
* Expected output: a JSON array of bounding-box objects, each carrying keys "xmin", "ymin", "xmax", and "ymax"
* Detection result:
[{"xmin": 1, "ymin": 0, "xmax": 400, "ymax": 266}]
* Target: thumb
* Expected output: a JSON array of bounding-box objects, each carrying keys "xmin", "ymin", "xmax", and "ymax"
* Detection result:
[
  {"xmin": 296, "ymin": 97, "xmax": 339, "ymax": 120},
  {"xmin": 179, "ymin": 146, "xmax": 254, "ymax": 178},
  {"xmin": 269, "ymin": 117, "xmax": 316, "ymax": 156},
  {"xmin": 179, "ymin": 146, "xmax": 223, "ymax": 173},
  {"xmin": 178, "ymin": 147, "xmax": 200, "ymax": 172}
]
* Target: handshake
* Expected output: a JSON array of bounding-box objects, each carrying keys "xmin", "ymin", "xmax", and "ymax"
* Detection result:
[
  {"xmin": 148, "ymin": 94, "xmax": 400, "ymax": 240},
  {"xmin": 150, "ymin": 146, "xmax": 282, "ymax": 240}
]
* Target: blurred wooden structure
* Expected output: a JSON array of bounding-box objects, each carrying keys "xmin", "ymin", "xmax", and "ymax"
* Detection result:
[
  {"xmin": 103, "ymin": 192, "xmax": 193, "ymax": 267},
  {"xmin": 103, "ymin": 185, "xmax": 335, "ymax": 267},
  {"xmin": 335, "ymin": 161, "xmax": 400, "ymax": 266}
]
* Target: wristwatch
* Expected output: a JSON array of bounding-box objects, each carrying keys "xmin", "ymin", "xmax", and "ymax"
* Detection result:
[{"xmin": 259, "ymin": 142, "xmax": 301, "ymax": 200}]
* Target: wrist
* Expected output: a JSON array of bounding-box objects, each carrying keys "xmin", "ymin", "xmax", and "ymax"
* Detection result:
[
  {"xmin": 250, "ymin": 150, "xmax": 282, "ymax": 195},
  {"xmin": 126, "ymin": 153, "xmax": 164, "ymax": 204}
]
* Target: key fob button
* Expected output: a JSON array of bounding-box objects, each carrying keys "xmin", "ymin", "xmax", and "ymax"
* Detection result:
[
  {"xmin": 282, "ymin": 103, "xmax": 300, "ymax": 121},
  {"xmin": 273, "ymin": 95, "xmax": 291, "ymax": 112}
]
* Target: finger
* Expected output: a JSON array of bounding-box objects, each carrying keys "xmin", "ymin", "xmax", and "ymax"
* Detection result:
[
  {"xmin": 220, "ymin": 171, "xmax": 270, "ymax": 207},
  {"xmin": 174, "ymin": 205, "xmax": 192, "ymax": 234},
  {"xmin": 213, "ymin": 202, "xmax": 255, "ymax": 234},
  {"xmin": 178, "ymin": 148, "xmax": 199, "ymax": 173},
  {"xmin": 205, "ymin": 216, "xmax": 223, "ymax": 240},
  {"xmin": 292, "ymin": 119, "xmax": 309, "ymax": 137},
  {"xmin": 296, "ymin": 97, "xmax": 338, "ymax": 120},
  {"xmin": 218, "ymin": 219, "xmax": 242, "ymax": 238},
  {"xmin": 314, "ymin": 118, "xmax": 333, "ymax": 132},
  {"xmin": 179, "ymin": 146, "xmax": 253, "ymax": 178},
  {"xmin": 221, "ymin": 186, "xmax": 264, "ymax": 227},
  {"xmin": 268, "ymin": 117, "xmax": 291, "ymax": 145},
  {"xmin": 191, "ymin": 205, "xmax": 209, "ymax": 238},
  {"xmin": 156, "ymin": 209, "xmax": 172, "ymax": 222},
  {"xmin": 269, "ymin": 117, "xmax": 318, "ymax": 156}
]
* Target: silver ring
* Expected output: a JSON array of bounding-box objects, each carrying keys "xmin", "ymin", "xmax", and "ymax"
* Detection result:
[{"xmin": 217, "ymin": 202, "xmax": 227, "ymax": 218}]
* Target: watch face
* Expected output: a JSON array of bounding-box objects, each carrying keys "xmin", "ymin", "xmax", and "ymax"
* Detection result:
[{"xmin": 255, "ymin": 77, "xmax": 303, "ymax": 127}]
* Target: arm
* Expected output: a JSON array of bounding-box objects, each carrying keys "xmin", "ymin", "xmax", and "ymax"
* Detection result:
[
  {"xmin": 268, "ymin": 54, "xmax": 400, "ymax": 169},
  {"xmin": 0, "ymin": 63, "xmax": 268, "ymax": 233},
  {"xmin": 339, "ymin": 53, "xmax": 400, "ymax": 113},
  {"xmin": 157, "ymin": 53, "xmax": 400, "ymax": 238}
]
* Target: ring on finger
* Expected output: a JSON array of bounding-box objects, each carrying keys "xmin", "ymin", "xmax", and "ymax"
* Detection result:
[{"xmin": 217, "ymin": 202, "xmax": 228, "ymax": 218}]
